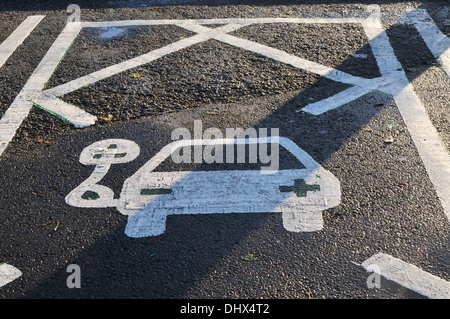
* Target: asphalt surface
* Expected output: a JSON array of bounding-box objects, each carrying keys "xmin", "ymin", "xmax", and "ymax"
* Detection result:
[{"xmin": 0, "ymin": 0, "xmax": 448, "ymax": 307}]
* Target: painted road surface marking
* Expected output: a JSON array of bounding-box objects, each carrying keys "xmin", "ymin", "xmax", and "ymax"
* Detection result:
[
  {"xmin": 34, "ymin": 95, "xmax": 97, "ymax": 128},
  {"xmin": 0, "ymin": 10, "xmax": 448, "ymax": 222},
  {"xmin": 65, "ymin": 138, "xmax": 140, "ymax": 208},
  {"xmin": 405, "ymin": 8, "xmax": 450, "ymax": 79},
  {"xmin": 0, "ymin": 15, "xmax": 45, "ymax": 69},
  {"xmin": 299, "ymin": 10, "xmax": 450, "ymax": 221},
  {"xmin": 0, "ymin": 22, "xmax": 81, "ymax": 156},
  {"xmin": 361, "ymin": 14, "xmax": 450, "ymax": 222},
  {"xmin": 362, "ymin": 253, "xmax": 450, "ymax": 299},
  {"xmin": 0, "ymin": 263, "xmax": 22, "ymax": 288},
  {"xmin": 66, "ymin": 137, "xmax": 341, "ymax": 237},
  {"xmin": 43, "ymin": 23, "xmax": 246, "ymax": 98}
]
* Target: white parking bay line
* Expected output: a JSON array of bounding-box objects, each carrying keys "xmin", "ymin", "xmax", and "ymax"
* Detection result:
[
  {"xmin": 80, "ymin": 17, "xmax": 367, "ymax": 29},
  {"xmin": 0, "ymin": 15, "xmax": 45, "ymax": 69},
  {"xmin": 300, "ymin": 85, "xmax": 371, "ymax": 115},
  {"xmin": 364, "ymin": 18, "xmax": 450, "ymax": 221},
  {"xmin": 0, "ymin": 263, "xmax": 22, "ymax": 288},
  {"xmin": 34, "ymin": 96, "xmax": 97, "ymax": 128},
  {"xmin": 0, "ymin": 22, "xmax": 81, "ymax": 157},
  {"xmin": 362, "ymin": 253, "xmax": 450, "ymax": 299},
  {"xmin": 391, "ymin": 82, "xmax": 450, "ymax": 218},
  {"xmin": 406, "ymin": 9, "xmax": 450, "ymax": 78}
]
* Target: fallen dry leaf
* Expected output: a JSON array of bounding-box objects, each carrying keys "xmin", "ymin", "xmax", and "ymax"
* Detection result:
[
  {"xmin": 98, "ymin": 114, "xmax": 113, "ymax": 123},
  {"xmin": 36, "ymin": 139, "xmax": 54, "ymax": 145}
]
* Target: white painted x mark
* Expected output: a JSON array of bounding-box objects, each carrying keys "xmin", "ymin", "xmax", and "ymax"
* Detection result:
[{"xmin": 12, "ymin": 17, "xmax": 391, "ymax": 136}]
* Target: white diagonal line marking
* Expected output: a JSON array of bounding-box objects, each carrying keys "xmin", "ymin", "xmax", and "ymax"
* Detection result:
[
  {"xmin": 43, "ymin": 33, "xmax": 211, "ymax": 98},
  {"xmin": 0, "ymin": 22, "xmax": 81, "ymax": 157},
  {"xmin": 179, "ymin": 22, "xmax": 381, "ymax": 117},
  {"xmin": 0, "ymin": 15, "xmax": 45, "ymax": 69},
  {"xmin": 300, "ymin": 85, "xmax": 371, "ymax": 115},
  {"xmin": 405, "ymin": 9, "xmax": 450, "ymax": 78},
  {"xmin": 43, "ymin": 23, "xmax": 246, "ymax": 99},
  {"xmin": 34, "ymin": 96, "xmax": 97, "ymax": 128},
  {"xmin": 184, "ymin": 21, "xmax": 381, "ymax": 116},
  {"xmin": 212, "ymin": 32, "xmax": 369, "ymax": 86},
  {"xmin": 362, "ymin": 253, "xmax": 450, "ymax": 299}
]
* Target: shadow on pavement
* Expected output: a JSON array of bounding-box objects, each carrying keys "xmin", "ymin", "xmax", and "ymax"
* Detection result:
[{"xmin": 0, "ymin": 4, "xmax": 447, "ymax": 299}]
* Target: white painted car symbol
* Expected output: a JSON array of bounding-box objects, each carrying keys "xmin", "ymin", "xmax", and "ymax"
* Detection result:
[{"xmin": 66, "ymin": 137, "xmax": 341, "ymax": 237}]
